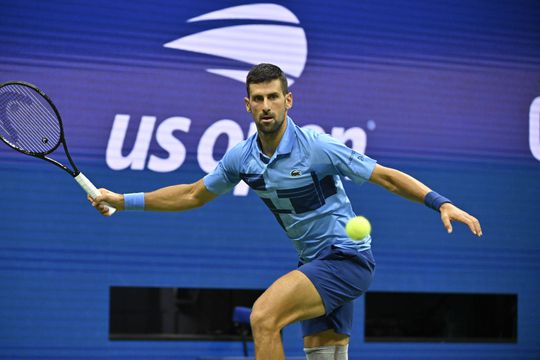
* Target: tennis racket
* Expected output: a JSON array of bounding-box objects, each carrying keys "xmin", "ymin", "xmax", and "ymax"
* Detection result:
[{"xmin": 0, "ymin": 81, "xmax": 116, "ymax": 216}]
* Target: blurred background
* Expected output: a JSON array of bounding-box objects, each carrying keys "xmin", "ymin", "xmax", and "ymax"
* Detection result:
[{"xmin": 1, "ymin": 0, "xmax": 539, "ymax": 358}]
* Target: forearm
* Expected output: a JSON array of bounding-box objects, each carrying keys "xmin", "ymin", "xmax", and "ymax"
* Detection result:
[
  {"xmin": 142, "ymin": 184, "xmax": 201, "ymax": 211},
  {"xmin": 368, "ymin": 164, "xmax": 482, "ymax": 236},
  {"xmin": 90, "ymin": 179, "xmax": 216, "ymax": 215},
  {"xmin": 371, "ymin": 166, "xmax": 431, "ymax": 203}
]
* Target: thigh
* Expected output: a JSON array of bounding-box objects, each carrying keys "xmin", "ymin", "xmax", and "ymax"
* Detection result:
[
  {"xmin": 252, "ymin": 270, "xmax": 326, "ymax": 329},
  {"xmin": 301, "ymin": 300, "xmax": 354, "ymax": 338},
  {"xmin": 304, "ymin": 329, "xmax": 350, "ymax": 348},
  {"xmin": 298, "ymin": 248, "xmax": 375, "ymax": 316}
]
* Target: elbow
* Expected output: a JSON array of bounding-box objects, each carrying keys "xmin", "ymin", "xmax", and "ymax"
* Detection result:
[
  {"xmin": 385, "ymin": 181, "xmax": 399, "ymax": 194},
  {"xmin": 185, "ymin": 191, "xmax": 205, "ymax": 209},
  {"xmin": 379, "ymin": 176, "xmax": 399, "ymax": 194},
  {"xmin": 377, "ymin": 170, "xmax": 400, "ymax": 194},
  {"xmin": 181, "ymin": 179, "xmax": 216, "ymax": 211},
  {"xmin": 371, "ymin": 165, "xmax": 397, "ymax": 192},
  {"xmin": 190, "ymin": 197, "xmax": 206, "ymax": 209},
  {"xmin": 187, "ymin": 185, "xmax": 210, "ymax": 209}
]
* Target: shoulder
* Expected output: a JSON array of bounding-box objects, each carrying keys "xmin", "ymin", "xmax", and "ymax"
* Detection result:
[
  {"xmin": 222, "ymin": 134, "xmax": 255, "ymax": 166},
  {"xmin": 305, "ymin": 129, "xmax": 343, "ymax": 153},
  {"xmin": 289, "ymin": 123, "xmax": 346, "ymax": 160},
  {"xmin": 290, "ymin": 121, "xmax": 336, "ymax": 145},
  {"xmin": 292, "ymin": 123, "xmax": 327, "ymax": 147}
]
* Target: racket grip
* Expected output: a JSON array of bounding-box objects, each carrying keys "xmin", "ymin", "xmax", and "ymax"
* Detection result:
[{"xmin": 74, "ymin": 172, "xmax": 117, "ymax": 216}]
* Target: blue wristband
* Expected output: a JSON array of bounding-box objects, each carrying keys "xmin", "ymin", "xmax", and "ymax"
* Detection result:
[
  {"xmin": 424, "ymin": 191, "xmax": 452, "ymax": 212},
  {"xmin": 124, "ymin": 192, "xmax": 145, "ymax": 211}
]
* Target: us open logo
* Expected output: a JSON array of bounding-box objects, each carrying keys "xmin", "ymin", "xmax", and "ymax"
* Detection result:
[
  {"xmin": 163, "ymin": 3, "xmax": 308, "ymax": 86},
  {"xmin": 106, "ymin": 4, "xmax": 368, "ymax": 197}
]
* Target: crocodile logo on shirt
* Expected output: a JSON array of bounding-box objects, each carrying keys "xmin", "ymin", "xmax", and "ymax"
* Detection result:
[{"xmin": 290, "ymin": 169, "xmax": 302, "ymax": 177}]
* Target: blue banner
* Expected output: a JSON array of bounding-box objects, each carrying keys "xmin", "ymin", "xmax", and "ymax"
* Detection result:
[{"xmin": 1, "ymin": 1, "xmax": 539, "ymax": 358}]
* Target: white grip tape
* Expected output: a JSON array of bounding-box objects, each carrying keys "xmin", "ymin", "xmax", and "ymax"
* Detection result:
[{"xmin": 75, "ymin": 172, "xmax": 117, "ymax": 216}]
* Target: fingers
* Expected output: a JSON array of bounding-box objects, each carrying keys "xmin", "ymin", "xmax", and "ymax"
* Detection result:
[
  {"xmin": 441, "ymin": 212, "xmax": 453, "ymax": 234},
  {"xmin": 468, "ymin": 216, "xmax": 483, "ymax": 237},
  {"xmin": 456, "ymin": 213, "xmax": 482, "ymax": 237},
  {"xmin": 87, "ymin": 188, "xmax": 117, "ymax": 216},
  {"xmin": 88, "ymin": 198, "xmax": 109, "ymax": 216},
  {"xmin": 441, "ymin": 206, "xmax": 483, "ymax": 237},
  {"xmin": 97, "ymin": 203, "xmax": 111, "ymax": 216}
]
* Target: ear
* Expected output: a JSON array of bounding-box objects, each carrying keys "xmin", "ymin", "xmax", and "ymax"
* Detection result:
[
  {"xmin": 285, "ymin": 92, "xmax": 293, "ymax": 110},
  {"xmin": 244, "ymin": 97, "xmax": 251, "ymax": 112}
]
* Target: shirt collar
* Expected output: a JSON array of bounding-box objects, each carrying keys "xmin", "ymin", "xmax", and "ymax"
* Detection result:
[{"xmin": 276, "ymin": 116, "xmax": 295, "ymax": 156}]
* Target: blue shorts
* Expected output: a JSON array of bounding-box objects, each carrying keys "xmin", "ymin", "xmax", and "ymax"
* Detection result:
[{"xmin": 297, "ymin": 246, "xmax": 375, "ymax": 337}]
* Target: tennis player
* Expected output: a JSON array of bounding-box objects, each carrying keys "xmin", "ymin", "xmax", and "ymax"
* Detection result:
[{"xmin": 90, "ymin": 63, "xmax": 482, "ymax": 360}]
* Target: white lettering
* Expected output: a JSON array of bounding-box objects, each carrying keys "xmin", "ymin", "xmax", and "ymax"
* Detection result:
[
  {"xmin": 197, "ymin": 119, "xmax": 244, "ymax": 173},
  {"xmin": 106, "ymin": 114, "xmax": 372, "ymax": 195},
  {"xmin": 530, "ymin": 97, "xmax": 540, "ymax": 161},
  {"xmin": 106, "ymin": 115, "xmax": 156, "ymax": 170},
  {"xmin": 148, "ymin": 117, "xmax": 191, "ymax": 172}
]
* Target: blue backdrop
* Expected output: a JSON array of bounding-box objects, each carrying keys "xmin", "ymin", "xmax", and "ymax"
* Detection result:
[{"xmin": 1, "ymin": 0, "xmax": 539, "ymax": 359}]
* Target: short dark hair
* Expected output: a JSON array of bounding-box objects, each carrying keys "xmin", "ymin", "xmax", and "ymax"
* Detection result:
[{"xmin": 246, "ymin": 63, "xmax": 289, "ymax": 96}]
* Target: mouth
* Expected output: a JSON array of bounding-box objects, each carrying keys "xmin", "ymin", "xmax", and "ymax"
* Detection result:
[{"xmin": 260, "ymin": 115, "xmax": 274, "ymax": 121}]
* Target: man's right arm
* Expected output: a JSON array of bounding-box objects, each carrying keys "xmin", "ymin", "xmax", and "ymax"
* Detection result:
[{"xmin": 89, "ymin": 178, "xmax": 218, "ymax": 216}]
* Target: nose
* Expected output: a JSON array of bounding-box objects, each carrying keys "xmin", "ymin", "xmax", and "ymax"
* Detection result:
[{"xmin": 262, "ymin": 99, "xmax": 271, "ymax": 112}]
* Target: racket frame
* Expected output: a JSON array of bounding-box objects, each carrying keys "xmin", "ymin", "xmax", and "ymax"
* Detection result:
[
  {"xmin": 0, "ymin": 81, "xmax": 116, "ymax": 215},
  {"xmin": 0, "ymin": 81, "xmax": 80, "ymax": 177}
]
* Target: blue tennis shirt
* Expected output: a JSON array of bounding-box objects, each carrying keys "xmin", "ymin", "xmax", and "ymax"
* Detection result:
[{"xmin": 204, "ymin": 117, "xmax": 377, "ymax": 263}]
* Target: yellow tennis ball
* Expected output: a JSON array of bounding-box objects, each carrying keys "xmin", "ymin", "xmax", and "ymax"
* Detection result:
[{"xmin": 346, "ymin": 216, "xmax": 371, "ymax": 240}]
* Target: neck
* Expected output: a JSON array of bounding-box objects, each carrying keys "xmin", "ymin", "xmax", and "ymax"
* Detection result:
[{"xmin": 258, "ymin": 118, "xmax": 288, "ymax": 157}]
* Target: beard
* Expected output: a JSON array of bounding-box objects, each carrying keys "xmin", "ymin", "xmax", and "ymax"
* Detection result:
[{"xmin": 256, "ymin": 114, "xmax": 285, "ymax": 135}]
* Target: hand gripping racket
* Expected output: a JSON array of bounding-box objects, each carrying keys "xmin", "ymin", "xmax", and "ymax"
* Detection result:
[{"xmin": 0, "ymin": 81, "xmax": 116, "ymax": 215}]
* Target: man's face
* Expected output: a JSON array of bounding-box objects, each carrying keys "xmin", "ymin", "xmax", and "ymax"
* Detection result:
[{"xmin": 244, "ymin": 79, "xmax": 293, "ymax": 136}]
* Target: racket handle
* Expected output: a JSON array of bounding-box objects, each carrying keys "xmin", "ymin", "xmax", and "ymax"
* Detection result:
[{"xmin": 74, "ymin": 172, "xmax": 117, "ymax": 216}]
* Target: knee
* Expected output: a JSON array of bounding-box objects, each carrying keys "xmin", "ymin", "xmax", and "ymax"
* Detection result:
[{"xmin": 250, "ymin": 301, "xmax": 279, "ymax": 334}]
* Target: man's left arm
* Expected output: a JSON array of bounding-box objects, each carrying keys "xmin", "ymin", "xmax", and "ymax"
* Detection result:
[{"xmin": 369, "ymin": 164, "xmax": 483, "ymax": 237}]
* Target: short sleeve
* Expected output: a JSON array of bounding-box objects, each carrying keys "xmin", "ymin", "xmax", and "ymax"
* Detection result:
[
  {"xmin": 203, "ymin": 146, "xmax": 242, "ymax": 195},
  {"xmin": 313, "ymin": 133, "xmax": 377, "ymax": 184}
]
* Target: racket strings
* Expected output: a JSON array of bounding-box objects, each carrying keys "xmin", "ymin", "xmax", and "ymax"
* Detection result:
[
  {"xmin": 1, "ymin": 88, "xmax": 53, "ymax": 145},
  {"xmin": 0, "ymin": 84, "xmax": 62, "ymax": 154}
]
